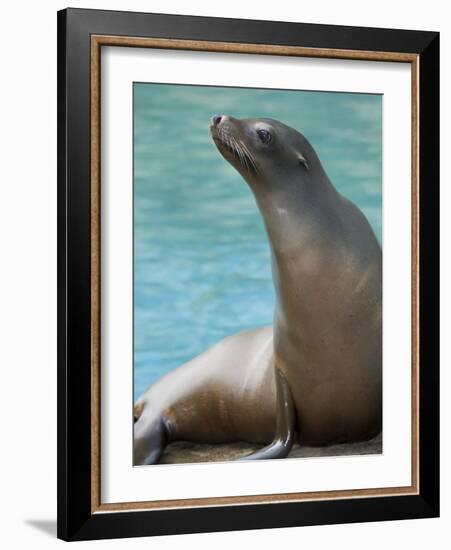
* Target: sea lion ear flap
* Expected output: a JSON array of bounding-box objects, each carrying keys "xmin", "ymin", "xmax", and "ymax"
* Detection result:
[{"xmin": 297, "ymin": 152, "xmax": 309, "ymax": 170}]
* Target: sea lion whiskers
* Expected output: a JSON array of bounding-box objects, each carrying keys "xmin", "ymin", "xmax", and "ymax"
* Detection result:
[
  {"xmin": 229, "ymin": 133, "xmax": 258, "ymax": 174},
  {"xmin": 215, "ymin": 126, "xmax": 257, "ymax": 174},
  {"xmin": 229, "ymin": 134, "xmax": 249, "ymax": 172},
  {"xmin": 237, "ymin": 138, "xmax": 258, "ymax": 174}
]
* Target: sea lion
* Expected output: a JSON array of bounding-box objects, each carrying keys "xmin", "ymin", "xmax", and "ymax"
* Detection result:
[{"xmin": 133, "ymin": 115, "xmax": 382, "ymax": 465}]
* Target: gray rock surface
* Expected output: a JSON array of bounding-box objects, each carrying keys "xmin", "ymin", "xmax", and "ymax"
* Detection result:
[{"xmin": 160, "ymin": 432, "xmax": 382, "ymax": 464}]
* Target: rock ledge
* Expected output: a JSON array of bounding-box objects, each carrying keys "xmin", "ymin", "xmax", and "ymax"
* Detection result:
[{"xmin": 160, "ymin": 432, "xmax": 382, "ymax": 464}]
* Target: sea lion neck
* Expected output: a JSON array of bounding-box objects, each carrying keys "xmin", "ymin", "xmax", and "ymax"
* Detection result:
[
  {"xmin": 251, "ymin": 172, "xmax": 344, "ymax": 337},
  {"xmin": 251, "ymin": 170, "xmax": 340, "ymax": 257}
]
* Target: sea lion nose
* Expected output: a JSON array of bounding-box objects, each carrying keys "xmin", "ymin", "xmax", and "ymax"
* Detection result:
[{"xmin": 212, "ymin": 114, "xmax": 223, "ymax": 127}]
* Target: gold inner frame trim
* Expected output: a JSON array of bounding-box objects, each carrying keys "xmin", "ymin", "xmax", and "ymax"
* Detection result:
[{"xmin": 90, "ymin": 34, "xmax": 420, "ymax": 514}]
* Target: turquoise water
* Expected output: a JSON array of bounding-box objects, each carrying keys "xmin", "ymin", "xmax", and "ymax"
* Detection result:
[{"xmin": 133, "ymin": 83, "xmax": 382, "ymax": 401}]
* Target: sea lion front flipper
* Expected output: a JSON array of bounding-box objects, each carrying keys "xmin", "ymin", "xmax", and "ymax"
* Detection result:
[{"xmin": 239, "ymin": 368, "xmax": 295, "ymax": 460}]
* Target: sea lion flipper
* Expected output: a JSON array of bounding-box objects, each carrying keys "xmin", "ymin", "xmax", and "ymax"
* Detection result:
[
  {"xmin": 134, "ymin": 410, "xmax": 168, "ymax": 465},
  {"xmin": 239, "ymin": 369, "xmax": 295, "ymax": 461}
]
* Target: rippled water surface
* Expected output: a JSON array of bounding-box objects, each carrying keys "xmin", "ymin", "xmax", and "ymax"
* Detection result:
[{"xmin": 133, "ymin": 83, "xmax": 382, "ymax": 401}]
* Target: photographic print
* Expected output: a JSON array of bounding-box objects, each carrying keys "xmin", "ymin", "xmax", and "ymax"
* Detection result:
[
  {"xmin": 58, "ymin": 10, "xmax": 439, "ymax": 540},
  {"xmin": 132, "ymin": 83, "xmax": 383, "ymax": 466}
]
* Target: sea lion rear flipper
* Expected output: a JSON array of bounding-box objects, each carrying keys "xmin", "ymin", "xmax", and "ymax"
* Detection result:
[
  {"xmin": 239, "ymin": 369, "xmax": 295, "ymax": 460},
  {"xmin": 134, "ymin": 410, "xmax": 168, "ymax": 465}
]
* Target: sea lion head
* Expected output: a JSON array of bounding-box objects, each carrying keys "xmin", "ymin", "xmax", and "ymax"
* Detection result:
[{"xmin": 210, "ymin": 115, "xmax": 319, "ymax": 193}]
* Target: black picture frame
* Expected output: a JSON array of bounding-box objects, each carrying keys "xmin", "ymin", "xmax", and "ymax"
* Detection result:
[{"xmin": 57, "ymin": 7, "xmax": 439, "ymax": 541}]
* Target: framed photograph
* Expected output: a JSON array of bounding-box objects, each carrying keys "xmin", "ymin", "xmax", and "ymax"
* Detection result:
[{"xmin": 57, "ymin": 8, "xmax": 439, "ymax": 541}]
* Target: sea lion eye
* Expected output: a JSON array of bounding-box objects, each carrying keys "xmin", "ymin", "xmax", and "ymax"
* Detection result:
[{"xmin": 257, "ymin": 129, "xmax": 272, "ymax": 144}]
